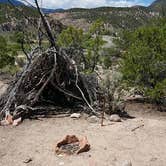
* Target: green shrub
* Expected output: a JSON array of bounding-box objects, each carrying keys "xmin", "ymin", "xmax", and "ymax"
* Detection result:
[
  {"xmin": 0, "ymin": 35, "xmax": 16, "ymax": 69},
  {"xmin": 120, "ymin": 20, "xmax": 166, "ymax": 103},
  {"xmin": 57, "ymin": 20, "xmax": 106, "ymax": 72}
]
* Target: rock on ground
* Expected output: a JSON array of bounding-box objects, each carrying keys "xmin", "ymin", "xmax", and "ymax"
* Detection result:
[
  {"xmin": 122, "ymin": 161, "xmax": 132, "ymax": 166},
  {"xmin": 110, "ymin": 114, "xmax": 121, "ymax": 122},
  {"xmin": 88, "ymin": 116, "xmax": 99, "ymax": 123},
  {"xmin": 70, "ymin": 113, "xmax": 81, "ymax": 118}
]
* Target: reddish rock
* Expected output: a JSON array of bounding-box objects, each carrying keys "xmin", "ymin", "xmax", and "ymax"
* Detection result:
[
  {"xmin": 5, "ymin": 114, "xmax": 13, "ymax": 124},
  {"xmin": 13, "ymin": 117, "xmax": 22, "ymax": 126},
  {"xmin": 55, "ymin": 135, "xmax": 90, "ymax": 155},
  {"xmin": 77, "ymin": 136, "xmax": 90, "ymax": 154},
  {"xmin": 57, "ymin": 135, "xmax": 79, "ymax": 147}
]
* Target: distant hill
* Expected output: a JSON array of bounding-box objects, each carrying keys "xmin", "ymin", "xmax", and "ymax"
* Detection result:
[
  {"xmin": 149, "ymin": 0, "xmax": 166, "ymax": 16},
  {"xmin": 41, "ymin": 8, "xmax": 64, "ymax": 14},
  {"xmin": 150, "ymin": 0, "xmax": 166, "ymax": 7},
  {"xmin": 50, "ymin": 6, "xmax": 158, "ymax": 31},
  {"xmin": 0, "ymin": 0, "xmax": 165, "ymax": 33},
  {"xmin": 0, "ymin": 3, "xmax": 39, "ymax": 33},
  {"xmin": 0, "ymin": 0, "xmax": 64, "ymax": 14},
  {"xmin": 49, "ymin": 0, "xmax": 166, "ymax": 31},
  {"xmin": 0, "ymin": 3, "xmax": 38, "ymax": 23}
]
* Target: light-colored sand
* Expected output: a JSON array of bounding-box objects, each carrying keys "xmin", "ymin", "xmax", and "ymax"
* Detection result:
[{"xmin": 0, "ymin": 116, "xmax": 166, "ymax": 166}]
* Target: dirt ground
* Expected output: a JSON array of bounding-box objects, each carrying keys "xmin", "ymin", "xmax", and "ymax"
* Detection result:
[
  {"xmin": 1, "ymin": 112, "xmax": 166, "ymax": 166},
  {"xmin": 1, "ymin": 76, "xmax": 166, "ymax": 166}
]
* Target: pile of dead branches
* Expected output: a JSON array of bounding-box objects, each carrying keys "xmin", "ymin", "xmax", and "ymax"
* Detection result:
[
  {"xmin": 0, "ymin": 46, "xmax": 98, "ymax": 121},
  {"xmin": 0, "ymin": 0, "xmax": 98, "ymax": 121}
]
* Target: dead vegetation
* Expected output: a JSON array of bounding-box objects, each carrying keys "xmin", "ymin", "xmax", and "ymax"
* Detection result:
[{"xmin": 0, "ymin": 0, "xmax": 99, "ymax": 122}]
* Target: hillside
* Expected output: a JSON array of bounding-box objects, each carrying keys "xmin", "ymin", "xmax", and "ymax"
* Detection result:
[
  {"xmin": 49, "ymin": 6, "xmax": 159, "ymax": 31},
  {"xmin": 150, "ymin": 0, "xmax": 166, "ymax": 16},
  {"xmin": 150, "ymin": 0, "xmax": 166, "ymax": 8},
  {"xmin": 0, "ymin": 3, "xmax": 38, "ymax": 24},
  {"xmin": 49, "ymin": 0, "xmax": 166, "ymax": 31},
  {"xmin": 0, "ymin": 3, "xmax": 39, "ymax": 33},
  {"xmin": 0, "ymin": 0, "xmax": 165, "ymax": 32}
]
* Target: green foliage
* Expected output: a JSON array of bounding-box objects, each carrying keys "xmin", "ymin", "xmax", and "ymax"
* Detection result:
[
  {"xmin": 57, "ymin": 26, "xmax": 84, "ymax": 48},
  {"xmin": 57, "ymin": 20, "xmax": 106, "ymax": 72},
  {"xmin": 11, "ymin": 32, "xmax": 24, "ymax": 44},
  {"xmin": 88, "ymin": 19, "xmax": 105, "ymax": 35},
  {"xmin": 0, "ymin": 35, "xmax": 16, "ymax": 69},
  {"xmin": 85, "ymin": 20, "xmax": 106, "ymax": 71},
  {"xmin": 0, "ymin": 65, "xmax": 20, "ymax": 75},
  {"xmin": 120, "ymin": 21, "xmax": 166, "ymax": 102},
  {"xmin": 101, "ymin": 48, "xmax": 120, "ymax": 68},
  {"xmin": 66, "ymin": 6, "xmax": 156, "ymax": 30},
  {"xmin": 147, "ymin": 79, "xmax": 166, "ymax": 102}
]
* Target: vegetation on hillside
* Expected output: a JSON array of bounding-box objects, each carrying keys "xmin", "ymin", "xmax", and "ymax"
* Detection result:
[
  {"xmin": 119, "ymin": 18, "xmax": 166, "ymax": 103},
  {"xmin": 0, "ymin": 35, "xmax": 20, "ymax": 74},
  {"xmin": 150, "ymin": 0, "xmax": 166, "ymax": 16},
  {"xmin": 0, "ymin": 4, "xmax": 38, "ymax": 24},
  {"xmin": 0, "ymin": 30, "xmax": 36, "ymax": 74},
  {"xmin": 65, "ymin": 6, "xmax": 158, "ymax": 30}
]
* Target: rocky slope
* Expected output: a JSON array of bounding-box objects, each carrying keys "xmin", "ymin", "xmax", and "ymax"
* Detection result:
[
  {"xmin": 0, "ymin": 0, "xmax": 165, "ymax": 32},
  {"xmin": 49, "ymin": 0, "xmax": 165, "ymax": 31},
  {"xmin": 49, "ymin": 7, "xmax": 157, "ymax": 31},
  {"xmin": 150, "ymin": 0, "xmax": 166, "ymax": 16},
  {"xmin": 0, "ymin": 3, "xmax": 39, "ymax": 32}
]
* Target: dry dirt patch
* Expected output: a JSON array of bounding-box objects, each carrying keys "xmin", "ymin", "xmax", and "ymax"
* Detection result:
[{"xmin": 0, "ymin": 116, "xmax": 166, "ymax": 166}]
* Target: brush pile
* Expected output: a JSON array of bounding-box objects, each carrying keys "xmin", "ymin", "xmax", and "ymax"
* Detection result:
[
  {"xmin": 0, "ymin": 47, "xmax": 98, "ymax": 122},
  {"xmin": 0, "ymin": 0, "xmax": 100, "ymax": 123}
]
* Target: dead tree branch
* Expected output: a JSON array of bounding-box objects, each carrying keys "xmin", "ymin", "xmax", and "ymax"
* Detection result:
[
  {"xmin": 34, "ymin": 0, "xmax": 57, "ymax": 48},
  {"xmin": 0, "ymin": 1, "xmax": 99, "ymax": 122}
]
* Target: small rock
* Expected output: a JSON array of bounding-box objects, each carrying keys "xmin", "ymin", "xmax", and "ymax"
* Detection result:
[
  {"xmin": 109, "ymin": 114, "xmax": 121, "ymax": 122},
  {"xmin": 150, "ymin": 157, "xmax": 157, "ymax": 162},
  {"xmin": 70, "ymin": 113, "xmax": 81, "ymax": 118},
  {"xmin": 122, "ymin": 161, "xmax": 132, "ymax": 166},
  {"xmin": 88, "ymin": 116, "xmax": 98, "ymax": 123},
  {"xmin": 59, "ymin": 162, "xmax": 65, "ymax": 166},
  {"xmin": 77, "ymin": 136, "xmax": 90, "ymax": 154},
  {"xmin": 6, "ymin": 114, "xmax": 13, "ymax": 124},
  {"xmin": 13, "ymin": 117, "xmax": 22, "ymax": 126},
  {"xmin": 23, "ymin": 157, "xmax": 32, "ymax": 163}
]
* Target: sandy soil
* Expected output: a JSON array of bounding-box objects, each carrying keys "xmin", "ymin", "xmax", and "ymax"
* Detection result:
[
  {"xmin": 0, "ymin": 114, "xmax": 166, "ymax": 166},
  {"xmin": 1, "ymin": 76, "xmax": 166, "ymax": 166}
]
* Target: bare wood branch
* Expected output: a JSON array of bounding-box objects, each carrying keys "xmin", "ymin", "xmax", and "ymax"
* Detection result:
[
  {"xmin": 131, "ymin": 124, "xmax": 144, "ymax": 132},
  {"xmin": 21, "ymin": 31, "xmax": 32, "ymax": 63},
  {"xmin": 74, "ymin": 62, "xmax": 99, "ymax": 116},
  {"xmin": 51, "ymin": 81, "xmax": 82, "ymax": 100},
  {"xmin": 32, "ymin": 48, "xmax": 57, "ymax": 103},
  {"xmin": 34, "ymin": 0, "xmax": 57, "ymax": 48},
  {"xmin": 37, "ymin": 18, "xmax": 42, "ymax": 48}
]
